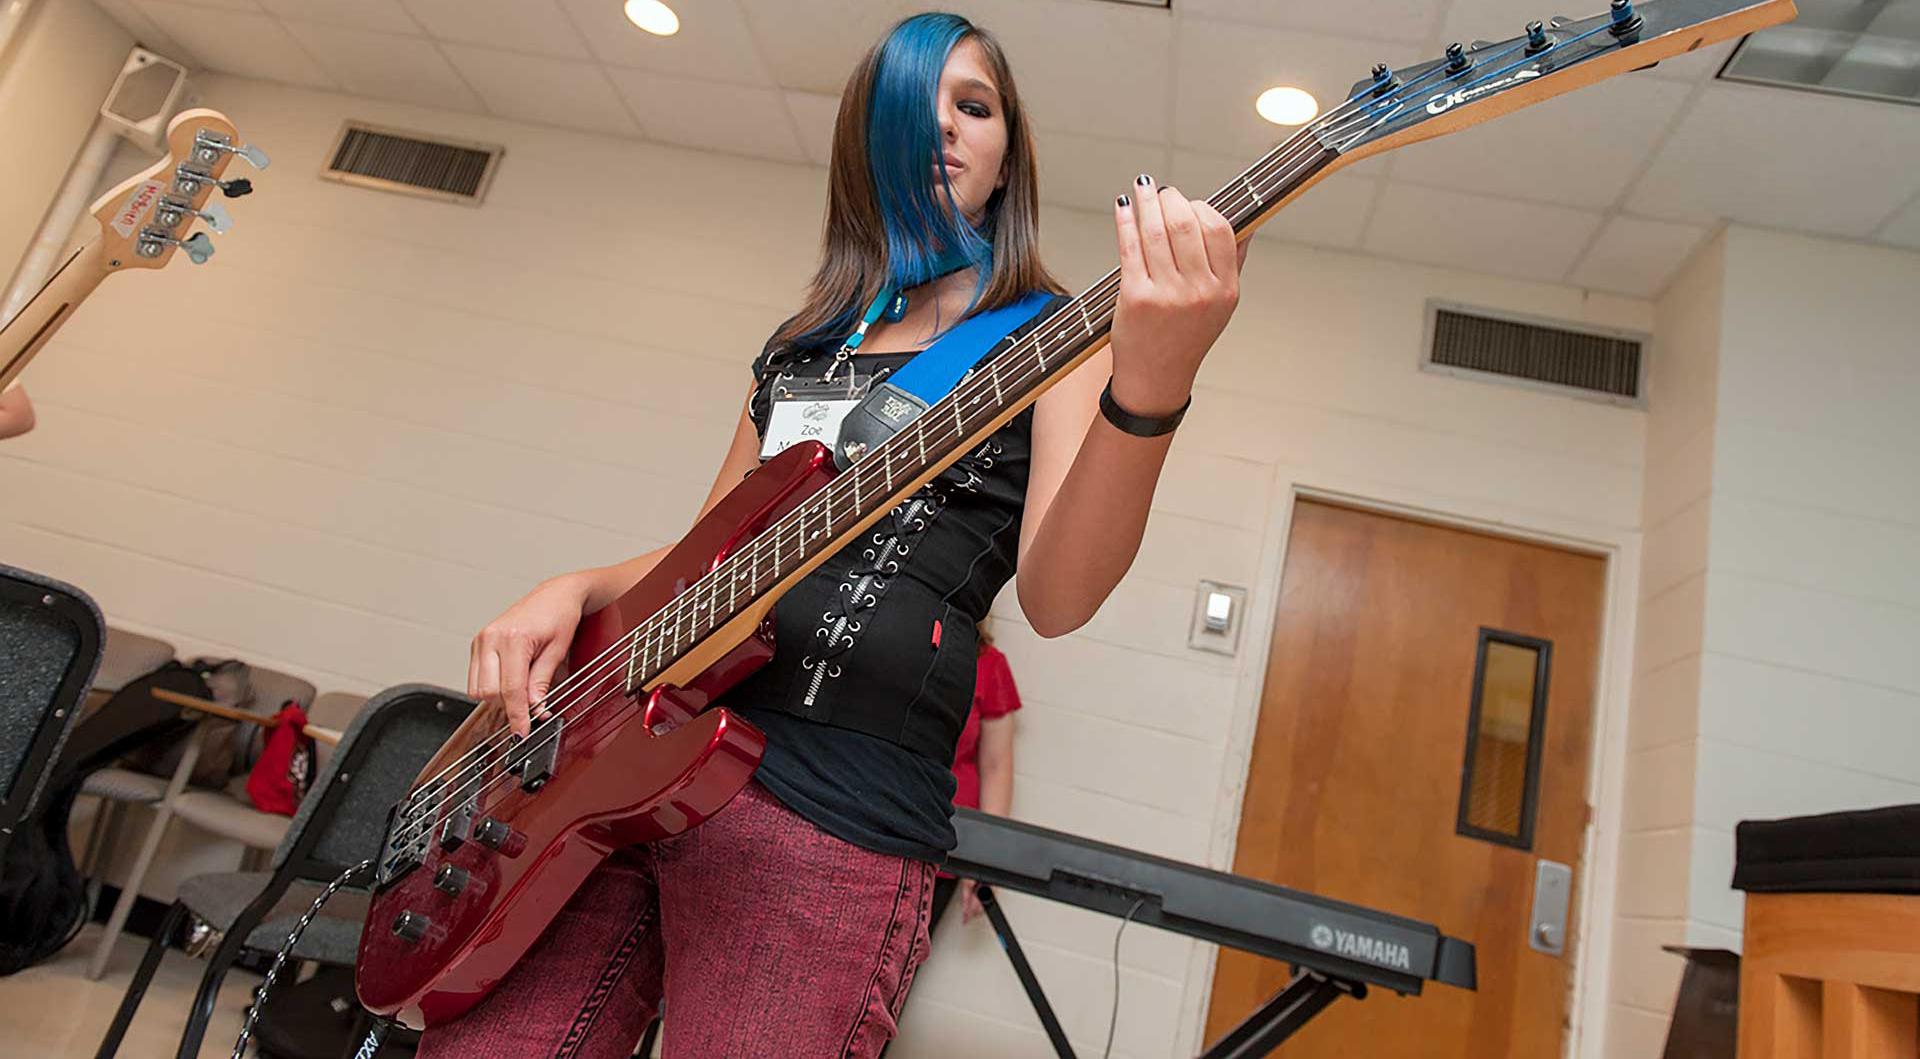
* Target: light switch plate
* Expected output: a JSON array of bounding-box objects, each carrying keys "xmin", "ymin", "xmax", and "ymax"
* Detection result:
[{"xmin": 1188, "ymin": 580, "xmax": 1247, "ymax": 656}]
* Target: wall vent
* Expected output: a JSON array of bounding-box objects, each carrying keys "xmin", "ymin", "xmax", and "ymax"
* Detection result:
[
  {"xmin": 1423, "ymin": 301, "xmax": 1648, "ymax": 406},
  {"xmin": 321, "ymin": 122, "xmax": 503, "ymax": 206}
]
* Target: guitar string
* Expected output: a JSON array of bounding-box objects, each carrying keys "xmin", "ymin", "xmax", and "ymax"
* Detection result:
[{"xmin": 388, "ymin": 27, "xmax": 1607, "ymax": 836}]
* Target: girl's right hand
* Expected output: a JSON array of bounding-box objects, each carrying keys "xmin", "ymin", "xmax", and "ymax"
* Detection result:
[{"xmin": 469, "ymin": 574, "xmax": 591, "ymax": 738}]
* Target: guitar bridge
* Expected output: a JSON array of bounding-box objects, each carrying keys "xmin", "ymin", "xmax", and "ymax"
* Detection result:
[
  {"xmin": 374, "ymin": 801, "xmax": 429, "ymax": 891},
  {"xmin": 505, "ymin": 717, "xmax": 561, "ymax": 792}
]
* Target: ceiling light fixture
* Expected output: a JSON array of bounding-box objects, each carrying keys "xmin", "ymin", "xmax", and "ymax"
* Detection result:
[
  {"xmin": 624, "ymin": 0, "xmax": 680, "ymax": 36},
  {"xmin": 1256, "ymin": 86, "xmax": 1319, "ymax": 126}
]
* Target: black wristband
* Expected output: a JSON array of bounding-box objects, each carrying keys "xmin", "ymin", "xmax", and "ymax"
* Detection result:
[{"xmin": 1099, "ymin": 378, "xmax": 1190, "ymax": 437}]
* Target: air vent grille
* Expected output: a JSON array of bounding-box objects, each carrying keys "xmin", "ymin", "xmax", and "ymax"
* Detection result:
[
  {"xmin": 1426, "ymin": 304, "xmax": 1646, "ymax": 404},
  {"xmin": 321, "ymin": 123, "xmax": 503, "ymax": 206}
]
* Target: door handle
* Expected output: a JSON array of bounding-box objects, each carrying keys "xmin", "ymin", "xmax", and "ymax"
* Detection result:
[{"xmin": 1529, "ymin": 859, "xmax": 1572, "ymax": 957}]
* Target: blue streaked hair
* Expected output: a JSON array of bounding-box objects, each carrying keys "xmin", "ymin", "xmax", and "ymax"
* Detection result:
[
  {"xmin": 866, "ymin": 13, "xmax": 994, "ymax": 301},
  {"xmin": 765, "ymin": 13, "xmax": 1062, "ymax": 362}
]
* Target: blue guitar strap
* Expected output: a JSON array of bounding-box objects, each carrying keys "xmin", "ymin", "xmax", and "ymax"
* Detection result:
[{"xmin": 833, "ymin": 289, "xmax": 1055, "ymax": 470}]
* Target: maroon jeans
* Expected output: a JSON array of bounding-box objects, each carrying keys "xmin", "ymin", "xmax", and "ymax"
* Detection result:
[{"xmin": 414, "ymin": 782, "xmax": 936, "ymax": 1058}]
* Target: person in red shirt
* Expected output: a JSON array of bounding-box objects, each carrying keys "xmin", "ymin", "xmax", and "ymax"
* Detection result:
[{"xmin": 932, "ymin": 619, "xmax": 1022, "ymax": 932}]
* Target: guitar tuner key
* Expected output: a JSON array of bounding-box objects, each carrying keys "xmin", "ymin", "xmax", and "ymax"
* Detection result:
[
  {"xmin": 221, "ymin": 178, "xmax": 254, "ymax": 199},
  {"xmin": 1525, "ymin": 21, "xmax": 1552, "ymax": 54},
  {"xmin": 1445, "ymin": 42, "xmax": 1472, "ymax": 73}
]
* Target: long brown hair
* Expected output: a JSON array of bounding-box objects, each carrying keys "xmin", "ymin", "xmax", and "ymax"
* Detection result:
[{"xmin": 768, "ymin": 14, "xmax": 1064, "ymax": 359}]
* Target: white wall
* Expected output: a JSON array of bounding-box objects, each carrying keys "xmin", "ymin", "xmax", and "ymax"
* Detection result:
[
  {"xmin": 1692, "ymin": 226, "xmax": 1920, "ymax": 928},
  {"xmin": 1603, "ymin": 226, "xmax": 1920, "ymax": 1058},
  {"xmin": 2, "ymin": 74, "xmax": 1663, "ymax": 1056},
  {"xmin": 0, "ymin": 0, "xmax": 132, "ymax": 299}
]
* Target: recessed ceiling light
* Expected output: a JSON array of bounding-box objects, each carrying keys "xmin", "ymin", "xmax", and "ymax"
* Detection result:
[
  {"xmin": 1256, "ymin": 86, "xmax": 1319, "ymax": 126},
  {"xmin": 624, "ymin": 0, "xmax": 679, "ymax": 36}
]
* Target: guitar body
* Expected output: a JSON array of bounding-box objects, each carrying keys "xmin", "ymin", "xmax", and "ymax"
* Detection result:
[{"xmin": 356, "ymin": 440, "xmax": 838, "ymax": 1026}]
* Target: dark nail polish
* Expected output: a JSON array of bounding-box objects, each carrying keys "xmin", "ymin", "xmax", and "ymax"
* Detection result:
[
  {"xmin": 1117, "ymin": 194, "xmax": 1130, "ymax": 208},
  {"xmin": 1136, "ymin": 173, "xmax": 1153, "ymax": 186}
]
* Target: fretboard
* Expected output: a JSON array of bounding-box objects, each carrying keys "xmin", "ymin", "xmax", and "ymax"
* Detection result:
[{"xmin": 618, "ymin": 137, "xmax": 1341, "ymax": 688}]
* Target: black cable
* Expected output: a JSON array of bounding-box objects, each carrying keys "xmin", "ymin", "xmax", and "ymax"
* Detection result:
[{"xmin": 1102, "ymin": 897, "xmax": 1147, "ymax": 1059}]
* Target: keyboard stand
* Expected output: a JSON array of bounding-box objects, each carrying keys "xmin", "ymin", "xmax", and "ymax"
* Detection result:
[{"xmin": 976, "ymin": 884, "xmax": 1367, "ymax": 1059}]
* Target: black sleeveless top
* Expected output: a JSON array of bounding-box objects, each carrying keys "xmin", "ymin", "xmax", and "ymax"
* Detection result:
[{"xmin": 721, "ymin": 294, "xmax": 1066, "ymax": 861}]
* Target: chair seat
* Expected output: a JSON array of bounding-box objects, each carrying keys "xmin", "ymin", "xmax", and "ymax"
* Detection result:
[
  {"xmin": 176, "ymin": 871, "xmax": 369, "ymax": 965},
  {"xmin": 91, "ymin": 628, "xmax": 175, "ymax": 693},
  {"xmin": 172, "ymin": 789, "xmax": 290, "ymax": 850},
  {"xmin": 82, "ymin": 767, "xmax": 168, "ymax": 803}
]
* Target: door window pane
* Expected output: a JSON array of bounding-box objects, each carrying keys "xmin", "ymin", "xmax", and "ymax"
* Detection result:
[{"xmin": 1457, "ymin": 629, "xmax": 1552, "ymax": 849}]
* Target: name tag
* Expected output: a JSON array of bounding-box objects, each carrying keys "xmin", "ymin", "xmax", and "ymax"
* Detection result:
[{"xmin": 761, "ymin": 393, "xmax": 862, "ymax": 460}]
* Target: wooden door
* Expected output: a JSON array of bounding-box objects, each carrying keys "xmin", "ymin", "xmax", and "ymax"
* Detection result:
[{"xmin": 1205, "ymin": 500, "xmax": 1606, "ymax": 1057}]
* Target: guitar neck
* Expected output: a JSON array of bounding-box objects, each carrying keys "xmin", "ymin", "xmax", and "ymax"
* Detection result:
[
  {"xmin": 0, "ymin": 237, "xmax": 107, "ymax": 392},
  {"xmin": 620, "ymin": 144, "xmax": 1342, "ymax": 690}
]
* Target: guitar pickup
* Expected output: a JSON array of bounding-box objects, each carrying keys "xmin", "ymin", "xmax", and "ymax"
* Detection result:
[
  {"xmin": 439, "ymin": 795, "xmax": 476, "ymax": 852},
  {"xmin": 505, "ymin": 718, "xmax": 561, "ymax": 793}
]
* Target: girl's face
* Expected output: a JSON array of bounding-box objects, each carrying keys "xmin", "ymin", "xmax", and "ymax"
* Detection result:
[{"xmin": 933, "ymin": 38, "xmax": 1009, "ymax": 228}]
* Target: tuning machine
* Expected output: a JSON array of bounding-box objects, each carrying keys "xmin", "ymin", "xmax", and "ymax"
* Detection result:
[
  {"xmin": 154, "ymin": 197, "xmax": 232, "ymax": 234},
  {"xmin": 192, "ymin": 129, "xmax": 271, "ymax": 170},
  {"xmin": 171, "ymin": 164, "xmax": 254, "ymax": 201},
  {"xmin": 136, "ymin": 229, "xmax": 214, "ymax": 264}
]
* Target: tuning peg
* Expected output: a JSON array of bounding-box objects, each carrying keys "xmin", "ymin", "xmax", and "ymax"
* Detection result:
[
  {"xmin": 1444, "ymin": 42, "xmax": 1472, "ymax": 73},
  {"xmin": 135, "ymin": 230, "xmax": 214, "ymax": 263},
  {"xmin": 1525, "ymin": 20, "xmax": 1552, "ymax": 54},
  {"xmin": 198, "ymin": 201, "xmax": 233, "ymax": 233},
  {"xmin": 1608, "ymin": 0, "xmax": 1644, "ymax": 41},
  {"xmin": 154, "ymin": 197, "xmax": 232, "ymax": 234},
  {"xmin": 193, "ymin": 130, "xmax": 271, "ymax": 169},
  {"xmin": 181, "ymin": 233, "xmax": 215, "ymax": 264},
  {"xmin": 221, "ymin": 178, "xmax": 254, "ymax": 199}
]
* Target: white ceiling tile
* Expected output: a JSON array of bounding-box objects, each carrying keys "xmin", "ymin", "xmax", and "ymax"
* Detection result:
[
  {"xmin": 1567, "ymin": 213, "xmax": 1712, "ymax": 297},
  {"xmin": 93, "ymin": 0, "xmax": 200, "ymax": 65},
  {"xmin": 281, "ymin": 20, "xmax": 482, "ymax": 113},
  {"xmin": 1179, "ymin": 0, "xmax": 1444, "ymax": 47},
  {"xmin": 1036, "ymin": 131, "xmax": 1167, "ymax": 214},
  {"xmin": 1876, "ymin": 193, "xmax": 1920, "ymax": 252},
  {"xmin": 438, "ymin": 44, "xmax": 638, "ymax": 136},
  {"xmin": 1389, "ymin": 72, "xmax": 1694, "ymax": 209},
  {"xmin": 556, "ymin": 0, "xmax": 773, "ymax": 86},
  {"xmin": 937, "ymin": 0, "xmax": 1175, "ymax": 143},
  {"xmin": 1176, "ymin": 149, "xmax": 1378, "ymax": 250},
  {"xmin": 1637, "ymin": 39, "xmax": 1737, "ymax": 84},
  {"xmin": 133, "ymin": 1, "xmax": 335, "ymax": 87},
  {"xmin": 1626, "ymin": 83, "xmax": 1920, "ymax": 237},
  {"xmin": 784, "ymin": 90, "xmax": 841, "ymax": 166},
  {"xmin": 1174, "ymin": 18, "xmax": 1421, "ymax": 159},
  {"xmin": 607, "ymin": 69, "xmax": 804, "ymax": 162},
  {"xmin": 1362, "ymin": 182, "xmax": 1604, "ymax": 282},
  {"xmin": 256, "ymin": 0, "xmax": 416, "ymax": 34},
  {"xmin": 737, "ymin": 0, "xmax": 927, "ymax": 94},
  {"xmin": 399, "ymin": 0, "xmax": 590, "ymax": 59}
]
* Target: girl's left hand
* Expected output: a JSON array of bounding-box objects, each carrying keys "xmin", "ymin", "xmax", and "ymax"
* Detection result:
[
  {"xmin": 1107, "ymin": 175, "xmax": 1251, "ymax": 415},
  {"xmin": 960, "ymin": 878, "xmax": 985, "ymax": 924}
]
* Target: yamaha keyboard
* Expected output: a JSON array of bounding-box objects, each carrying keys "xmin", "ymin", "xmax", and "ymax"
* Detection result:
[{"xmin": 946, "ymin": 808, "xmax": 1477, "ymax": 1057}]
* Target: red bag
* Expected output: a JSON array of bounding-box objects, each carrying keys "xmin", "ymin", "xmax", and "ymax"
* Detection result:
[{"xmin": 245, "ymin": 702, "xmax": 315, "ymax": 816}]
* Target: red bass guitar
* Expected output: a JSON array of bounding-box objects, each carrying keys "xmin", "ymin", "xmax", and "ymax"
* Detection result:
[{"xmin": 356, "ymin": 0, "xmax": 1795, "ymax": 1027}]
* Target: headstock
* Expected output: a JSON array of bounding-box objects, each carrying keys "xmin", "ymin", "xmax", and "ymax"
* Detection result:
[
  {"xmin": 1319, "ymin": 0, "xmax": 1796, "ymax": 163},
  {"xmin": 87, "ymin": 107, "xmax": 268, "ymax": 273}
]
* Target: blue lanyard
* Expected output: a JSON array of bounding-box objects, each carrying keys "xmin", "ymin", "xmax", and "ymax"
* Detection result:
[{"xmin": 825, "ymin": 250, "xmax": 973, "ymax": 382}]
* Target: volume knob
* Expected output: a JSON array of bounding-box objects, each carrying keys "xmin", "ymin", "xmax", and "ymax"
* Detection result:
[
  {"xmin": 433, "ymin": 864, "xmax": 470, "ymax": 895},
  {"xmin": 474, "ymin": 816, "xmax": 515, "ymax": 850},
  {"xmin": 391, "ymin": 910, "xmax": 431, "ymax": 942}
]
